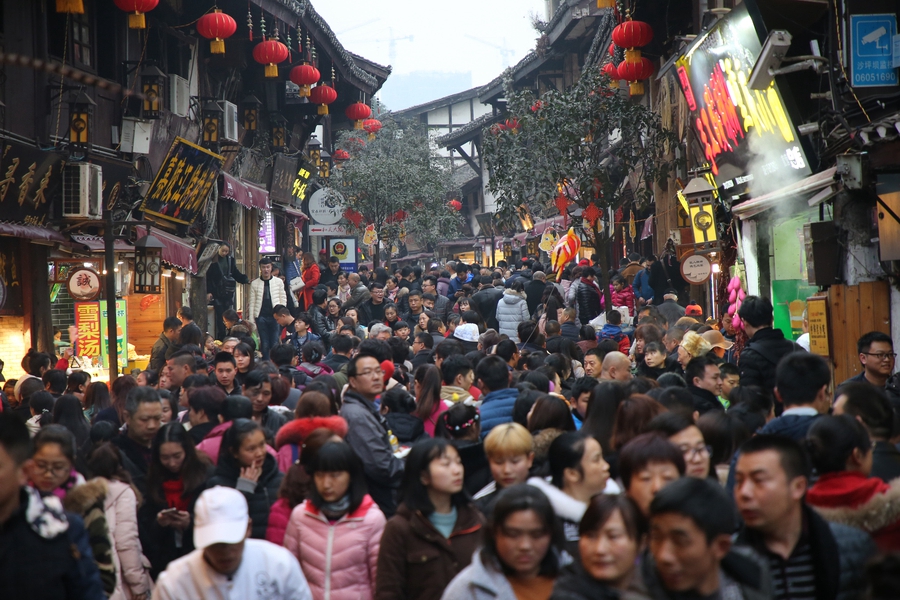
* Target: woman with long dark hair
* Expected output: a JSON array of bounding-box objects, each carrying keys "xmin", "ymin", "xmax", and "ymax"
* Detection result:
[
  {"xmin": 551, "ymin": 495, "xmax": 649, "ymax": 599},
  {"xmin": 52, "ymin": 394, "xmax": 90, "ymax": 449},
  {"xmin": 94, "ymin": 375, "xmax": 138, "ymax": 428},
  {"xmin": 284, "ymin": 440, "xmax": 386, "ymax": 599},
  {"xmin": 443, "ymin": 484, "xmax": 562, "ymax": 600},
  {"xmin": 206, "ymin": 418, "xmax": 283, "ymax": 539},
  {"xmin": 376, "ymin": 438, "xmax": 484, "ymax": 600},
  {"xmin": 326, "ymin": 298, "xmax": 343, "ymax": 331},
  {"xmin": 139, "ymin": 422, "xmax": 213, "ymax": 577},
  {"xmin": 413, "ymin": 364, "xmax": 447, "ymax": 437}
]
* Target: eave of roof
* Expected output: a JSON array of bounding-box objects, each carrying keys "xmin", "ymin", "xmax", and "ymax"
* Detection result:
[
  {"xmin": 391, "ymin": 87, "xmax": 486, "ymax": 118},
  {"xmin": 436, "ymin": 112, "xmax": 502, "ymax": 148}
]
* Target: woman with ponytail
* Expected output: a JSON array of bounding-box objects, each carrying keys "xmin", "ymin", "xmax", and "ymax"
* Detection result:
[
  {"xmin": 296, "ymin": 340, "xmax": 334, "ymax": 378},
  {"xmin": 413, "ymin": 364, "xmax": 447, "ymax": 437},
  {"xmin": 436, "ymin": 403, "xmax": 491, "ymax": 496}
]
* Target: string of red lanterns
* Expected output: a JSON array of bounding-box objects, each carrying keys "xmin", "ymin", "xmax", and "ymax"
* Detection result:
[
  {"xmin": 612, "ymin": 11, "xmax": 655, "ymax": 95},
  {"xmin": 309, "ymin": 84, "xmax": 338, "ymax": 115},
  {"xmin": 345, "ymin": 102, "xmax": 372, "ymax": 129},
  {"xmin": 290, "ymin": 64, "xmax": 320, "ymax": 97}
]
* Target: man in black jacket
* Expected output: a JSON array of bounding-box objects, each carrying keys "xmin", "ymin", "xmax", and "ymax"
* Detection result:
[
  {"xmin": 470, "ymin": 276, "xmax": 504, "ymax": 331},
  {"xmin": 734, "ymin": 435, "xmax": 876, "ymax": 600},
  {"xmin": 738, "ymin": 295, "xmax": 801, "ymax": 405},
  {"xmin": 307, "ymin": 288, "xmax": 332, "ymax": 348},
  {"xmin": 360, "ymin": 282, "xmax": 387, "ymax": 326},
  {"xmin": 112, "ymin": 387, "xmax": 163, "ymax": 495},
  {"xmin": 524, "ymin": 269, "xmax": 547, "ymax": 317},
  {"xmin": 685, "ymin": 356, "xmax": 724, "ymax": 415},
  {"xmin": 323, "ymin": 334, "xmax": 353, "ymax": 372}
]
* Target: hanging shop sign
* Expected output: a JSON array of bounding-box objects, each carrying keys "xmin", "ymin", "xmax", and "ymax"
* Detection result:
[
  {"xmin": 849, "ymin": 14, "xmax": 898, "ymax": 88},
  {"xmin": 308, "ymin": 188, "xmax": 344, "ymax": 225},
  {"xmin": 680, "ymin": 253, "xmax": 712, "ymax": 285},
  {"xmin": 75, "ymin": 302, "xmax": 102, "ymax": 358},
  {"xmin": 0, "ymin": 142, "xmax": 65, "ymax": 225},
  {"xmin": 270, "ymin": 154, "xmax": 299, "ymax": 205},
  {"xmin": 100, "ymin": 299, "xmax": 128, "ymax": 367},
  {"xmin": 806, "ymin": 296, "xmax": 830, "ymax": 357},
  {"xmin": 291, "ymin": 160, "xmax": 315, "ymax": 205},
  {"xmin": 259, "ymin": 211, "xmax": 276, "ymax": 254},
  {"xmin": 140, "ymin": 137, "xmax": 224, "ymax": 225},
  {"xmin": 674, "ymin": 3, "xmax": 810, "ymax": 189},
  {"xmin": 308, "ymin": 223, "xmax": 349, "ymax": 235},
  {"xmin": 67, "ymin": 267, "xmax": 101, "ymax": 301},
  {"xmin": 329, "ymin": 237, "xmax": 357, "ymax": 273}
]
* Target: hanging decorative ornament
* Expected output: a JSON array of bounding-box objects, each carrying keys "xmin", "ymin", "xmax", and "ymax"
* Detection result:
[
  {"xmin": 309, "ymin": 83, "xmax": 337, "ymax": 115},
  {"xmin": 505, "ymin": 118, "xmax": 520, "ymax": 133},
  {"xmin": 608, "ymin": 43, "xmax": 616, "ymax": 57},
  {"xmin": 333, "ymin": 149, "xmax": 350, "ymax": 162},
  {"xmin": 448, "ymin": 199, "xmax": 462, "ymax": 211},
  {"xmin": 629, "ymin": 211, "xmax": 636, "ymax": 239},
  {"xmin": 362, "ymin": 224, "xmax": 378, "ymax": 246},
  {"xmin": 345, "ymin": 102, "xmax": 372, "ymax": 129},
  {"xmin": 259, "ymin": 10, "xmax": 267, "ymax": 39},
  {"xmin": 286, "ymin": 30, "xmax": 292, "ymax": 61},
  {"xmin": 56, "ymin": 0, "xmax": 84, "ymax": 14},
  {"xmin": 583, "ymin": 202, "xmax": 602, "ymax": 228},
  {"xmin": 539, "ymin": 229, "xmax": 559, "ymax": 253},
  {"xmin": 343, "ymin": 208, "xmax": 363, "ymax": 227},
  {"xmin": 597, "ymin": 0, "xmax": 615, "ymax": 7},
  {"xmin": 617, "ymin": 57, "xmax": 654, "ymax": 96},
  {"xmin": 253, "ymin": 39, "xmax": 289, "ymax": 78},
  {"xmin": 555, "ymin": 193, "xmax": 570, "ymax": 226},
  {"xmin": 247, "ymin": 6, "xmax": 253, "ymax": 40},
  {"xmin": 601, "ymin": 62, "xmax": 619, "ymax": 89},
  {"xmin": 197, "ymin": 9, "xmax": 237, "ymax": 55},
  {"xmin": 612, "ymin": 13, "xmax": 654, "ymax": 60},
  {"xmin": 550, "ymin": 228, "xmax": 583, "ymax": 281},
  {"xmin": 114, "ymin": 0, "xmax": 159, "ymax": 29},
  {"xmin": 289, "ymin": 64, "xmax": 320, "ymax": 97},
  {"xmin": 363, "ymin": 118, "xmax": 382, "ymax": 140}
]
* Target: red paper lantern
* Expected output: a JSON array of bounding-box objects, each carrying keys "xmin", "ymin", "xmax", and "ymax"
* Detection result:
[
  {"xmin": 252, "ymin": 39, "xmax": 289, "ymax": 78},
  {"xmin": 608, "ymin": 43, "xmax": 616, "ymax": 57},
  {"xmin": 345, "ymin": 102, "xmax": 372, "ymax": 130},
  {"xmin": 333, "ymin": 149, "xmax": 350, "ymax": 161},
  {"xmin": 601, "ymin": 62, "xmax": 620, "ymax": 89},
  {"xmin": 289, "ymin": 64, "xmax": 320, "ymax": 97},
  {"xmin": 449, "ymin": 199, "xmax": 462, "ymax": 211},
  {"xmin": 612, "ymin": 20, "xmax": 653, "ymax": 50},
  {"xmin": 617, "ymin": 57, "xmax": 654, "ymax": 95},
  {"xmin": 505, "ymin": 118, "xmax": 520, "ymax": 133},
  {"xmin": 363, "ymin": 118, "xmax": 382, "ymax": 140},
  {"xmin": 309, "ymin": 84, "xmax": 338, "ymax": 115},
  {"xmin": 114, "ymin": 0, "xmax": 158, "ymax": 29},
  {"xmin": 197, "ymin": 10, "xmax": 237, "ymax": 55}
]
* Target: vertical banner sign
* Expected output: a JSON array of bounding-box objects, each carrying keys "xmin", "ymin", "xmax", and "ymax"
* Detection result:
[
  {"xmin": 139, "ymin": 137, "xmax": 225, "ymax": 225},
  {"xmin": 291, "ymin": 160, "xmax": 314, "ymax": 206},
  {"xmin": 100, "ymin": 300, "xmax": 128, "ymax": 367},
  {"xmin": 75, "ymin": 302, "xmax": 102, "ymax": 358},
  {"xmin": 850, "ymin": 14, "xmax": 899, "ymax": 88},
  {"xmin": 329, "ymin": 238, "xmax": 357, "ymax": 273},
  {"xmin": 806, "ymin": 296, "xmax": 829, "ymax": 357},
  {"xmin": 259, "ymin": 211, "xmax": 276, "ymax": 254}
]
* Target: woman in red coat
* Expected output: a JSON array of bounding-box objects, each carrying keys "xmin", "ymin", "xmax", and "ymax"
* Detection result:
[{"xmin": 300, "ymin": 252, "xmax": 320, "ymax": 311}]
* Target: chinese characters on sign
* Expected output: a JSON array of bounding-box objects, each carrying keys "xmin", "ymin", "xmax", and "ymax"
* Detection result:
[
  {"xmin": 100, "ymin": 300, "xmax": 128, "ymax": 367},
  {"xmin": 291, "ymin": 161, "xmax": 314, "ymax": 205},
  {"xmin": 140, "ymin": 137, "xmax": 225, "ymax": 225},
  {"xmin": 807, "ymin": 297, "xmax": 829, "ymax": 357},
  {"xmin": 0, "ymin": 142, "xmax": 65, "ymax": 225},
  {"xmin": 270, "ymin": 155, "xmax": 299, "ymax": 205},
  {"xmin": 67, "ymin": 268, "xmax": 101, "ymax": 301},
  {"xmin": 75, "ymin": 302, "xmax": 102, "ymax": 358},
  {"xmin": 850, "ymin": 14, "xmax": 898, "ymax": 88}
]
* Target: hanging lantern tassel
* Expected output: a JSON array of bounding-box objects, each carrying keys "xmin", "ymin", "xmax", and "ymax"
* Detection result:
[
  {"xmin": 56, "ymin": 0, "xmax": 84, "ymax": 14},
  {"xmin": 114, "ymin": 0, "xmax": 160, "ymax": 29},
  {"xmin": 197, "ymin": 9, "xmax": 237, "ymax": 55},
  {"xmin": 597, "ymin": 0, "xmax": 615, "ymax": 7}
]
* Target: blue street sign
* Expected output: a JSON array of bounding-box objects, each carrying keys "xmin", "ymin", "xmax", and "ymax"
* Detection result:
[{"xmin": 850, "ymin": 14, "xmax": 898, "ymax": 88}]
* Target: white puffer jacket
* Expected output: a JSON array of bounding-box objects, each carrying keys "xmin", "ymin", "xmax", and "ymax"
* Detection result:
[
  {"xmin": 105, "ymin": 479, "xmax": 152, "ymax": 600},
  {"xmin": 247, "ymin": 276, "xmax": 287, "ymax": 322},
  {"xmin": 495, "ymin": 289, "xmax": 530, "ymax": 342}
]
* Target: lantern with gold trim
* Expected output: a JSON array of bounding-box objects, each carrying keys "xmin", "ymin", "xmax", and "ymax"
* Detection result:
[
  {"xmin": 141, "ymin": 65, "xmax": 165, "ymax": 119},
  {"xmin": 56, "ymin": 0, "xmax": 84, "ymax": 14},
  {"xmin": 363, "ymin": 118, "xmax": 382, "ymax": 140},
  {"xmin": 612, "ymin": 13, "xmax": 654, "ymax": 96},
  {"xmin": 114, "ymin": 0, "xmax": 159, "ymax": 29},
  {"xmin": 252, "ymin": 39, "xmax": 289, "ymax": 78},
  {"xmin": 289, "ymin": 64, "xmax": 320, "ymax": 98},
  {"xmin": 201, "ymin": 100, "xmax": 223, "ymax": 147},
  {"xmin": 197, "ymin": 9, "xmax": 237, "ymax": 55},
  {"xmin": 309, "ymin": 84, "xmax": 337, "ymax": 115},
  {"xmin": 345, "ymin": 102, "xmax": 372, "ymax": 130},
  {"xmin": 242, "ymin": 94, "xmax": 261, "ymax": 131},
  {"xmin": 69, "ymin": 91, "xmax": 95, "ymax": 148}
]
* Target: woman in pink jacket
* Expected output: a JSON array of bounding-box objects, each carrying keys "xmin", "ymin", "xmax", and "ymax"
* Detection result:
[{"xmin": 283, "ymin": 440, "xmax": 386, "ymax": 600}]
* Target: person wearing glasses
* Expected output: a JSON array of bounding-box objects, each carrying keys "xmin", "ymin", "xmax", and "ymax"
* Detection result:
[
  {"xmin": 736, "ymin": 295, "xmax": 804, "ymax": 411},
  {"xmin": 646, "ymin": 412, "xmax": 712, "ymax": 480},
  {"xmin": 340, "ymin": 354, "xmax": 404, "ymax": 517},
  {"xmin": 840, "ymin": 331, "xmax": 900, "ymax": 402}
]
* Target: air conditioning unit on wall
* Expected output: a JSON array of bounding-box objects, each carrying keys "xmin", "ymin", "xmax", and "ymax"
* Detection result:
[
  {"xmin": 169, "ymin": 74, "xmax": 190, "ymax": 117},
  {"xmin": 62, "ymin": 163, "xmax": 103, "ymax": 219},
  {"xmin": 222, "ymin": 101, "xmax": 238, "ymax": 142}
]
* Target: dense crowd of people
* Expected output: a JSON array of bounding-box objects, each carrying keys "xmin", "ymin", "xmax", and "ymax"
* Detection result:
[{"xmin": 2, "ymin": 251, "xmax": 900, "ymax": 599}]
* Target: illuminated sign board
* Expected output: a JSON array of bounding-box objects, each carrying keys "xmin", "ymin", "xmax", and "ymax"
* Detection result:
[
  {"xmin": 675, "ymin": 4, "xmax": 810, "ymax": 189},
  {"xmin": 140, "ymin": 137, "xmax": 224, "ymax": 225}
]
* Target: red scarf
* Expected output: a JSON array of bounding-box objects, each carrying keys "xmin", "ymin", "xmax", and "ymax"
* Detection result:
[
  {"xmin": 162, "ymin": 477, "xmax": 189, "ymax": 511},
  {"xmin": 806, "ymin": 471, "xmax": 889, "ymax": 509}
]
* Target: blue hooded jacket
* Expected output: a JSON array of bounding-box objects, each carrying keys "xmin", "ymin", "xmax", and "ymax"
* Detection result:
[{"xmin": 479, "ymin": 387, "xmax": 520, "ymax": 437}]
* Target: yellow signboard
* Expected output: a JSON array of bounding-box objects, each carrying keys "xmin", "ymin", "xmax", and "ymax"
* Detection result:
[{"xmin": 807, "ymin": 297, "xmax": 829, "ymax": 356}]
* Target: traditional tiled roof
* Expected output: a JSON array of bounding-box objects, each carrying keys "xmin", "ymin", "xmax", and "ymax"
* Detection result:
[
  {"xmin": 436, "ymin": 112, "xmax": 501, "ymax": 148},
  {"xmin": 392, "ymin": 87, "xmax": 485, "ymax": 118}
]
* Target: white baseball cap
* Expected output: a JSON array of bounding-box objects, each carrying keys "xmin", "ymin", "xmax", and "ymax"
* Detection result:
[{"xmin": 193, "ymin": 486, "xmax": 250, "ymax": 549}]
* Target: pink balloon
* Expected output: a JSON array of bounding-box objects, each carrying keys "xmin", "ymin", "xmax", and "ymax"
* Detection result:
[
  {"xmin": 738, "ymin": 289, "xmax": 746, "ymax": 300},
  {"xmin": 735, "ymin": 299, "xmax": 742, "ymax": 311},
  {"xmin": 733, "ymin": 314, "xmax": 742, "ymax": 329},
  {"xmin": 728, "ymin": 290, "xmax": 737, "ymax": 303},
  {"xmin": 727, "ymin": 303, "xmax": 736, "ymax": 315}
]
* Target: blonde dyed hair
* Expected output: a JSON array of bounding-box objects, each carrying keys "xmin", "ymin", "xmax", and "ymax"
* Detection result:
[{"xmin": 484, "ymin": 422, "xmax": 534, "ymax": 459}]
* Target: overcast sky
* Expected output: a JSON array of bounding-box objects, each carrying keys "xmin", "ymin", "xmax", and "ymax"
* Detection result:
[{"xmin": 316, "ymin": 0, "xmax": 548, "ymax": 108}]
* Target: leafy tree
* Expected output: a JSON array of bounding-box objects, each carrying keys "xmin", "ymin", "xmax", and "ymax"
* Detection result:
[
  {"xmin": 329, "ymin": 118, "xmax": 461, "ymax": 269},
  {"xmin": 482, "ymin": 68, "xmax": 679, "ymax": 307}
]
